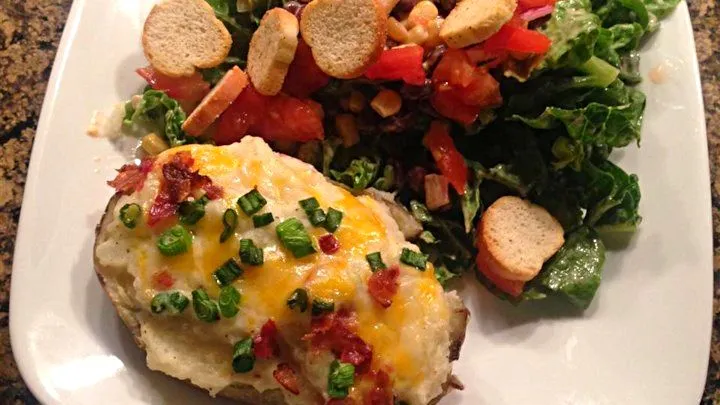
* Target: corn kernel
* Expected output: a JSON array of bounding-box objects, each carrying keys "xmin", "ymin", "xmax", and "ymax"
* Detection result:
[
  {"xmin": 371, "ymin": 89, "xmax": 402, "ymax": 118},
  {"xmin": 141, "ymin": 133, "xmax": 169, "ymax": 156},
  {"xmin": 407, "ymin": 25, "xmax": 429, "ymax": 45},
  {"xmin": 335, "ymin": 114, "xmax": 360, "ymax": 147},
  {"xmin": 424, "ymin": 17, "xmax": 443, "ymax": 48},
  {"xmin": 387, "ymin": 16, "xmax": 409, "ymax": 43},
  {"xmin": 348, "ymin": 91, "xmax": 367, "ymax": 113},
  {"xmin": 408, "ymin": 1, "xmax": 438, "ymax": 28}
]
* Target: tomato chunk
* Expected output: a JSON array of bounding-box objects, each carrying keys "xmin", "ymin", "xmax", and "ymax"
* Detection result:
[
  {"xmin": 283, "ymin": 39, "xmax": 330, "ymax": 98},
  {"xmin": 136, "ymin": 66, "xmax": 209, "ymax": 103},
  {"xmin": 152, "ymin": 270, "xmax": 174, "ymax": 290},
  {"xmin": 518, "ymin": 0, "xmax": 556, "ymax": 11},
  {"xmin": 482, "ymin": 24, "xmax": 552, "ymax": 54},
  {"xmin": 423, "ymin": 121, "xmax": 468, "ymax": 195},
  {"xmin": 319, "ymin": 234, "xmax": 340, "ymax": 254},
  {"xmin": 364, "ymin": 45, "xmax": 427, "ymax": 86}
]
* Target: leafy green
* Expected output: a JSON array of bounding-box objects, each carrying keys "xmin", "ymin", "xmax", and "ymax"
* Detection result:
[
  {"xmin": 461, "ymin": 161, "xmax": 483, "ymax": 234},
  {"xmin": 123, "ymin": 89, "xmax": 189, "ymax": 147},
  {"xmin": 539, "ymin": 0, "xmax": 601, "ymax": 70},
  {"xmin": 534, "ymin": 227, "xmax": 606, "ymax": 308},
  {"xmin": 330, "ymin": 157, "xmax": 379, "ymax": 191},
  {"xmin": 373, "ymin": 164, "xmax": 396, "ymax": 191},
  {"xmin": 643, "ymin": 0, "xmax": 681, "ymax": 19}
]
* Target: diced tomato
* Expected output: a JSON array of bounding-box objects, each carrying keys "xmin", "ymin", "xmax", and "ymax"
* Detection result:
[
  {"xmin": 430, "ymin": 89, "xmax": 481, "ymax": 125},
  {"xmin": 273, "ymin": 363, "xmax": 300, "ymax": 395},
  {"xmin": 422, "ymin": 121, "xmax": 468, "ymax": 195},
  {"xmin": 457, "ymin": 70, "xmax": 503, "ymax": 107},
  {"xmin": 517, "ymin": 0, "xmax": 556, "ymax": 11},
  {"xmin": 482, "ymin": 24, "xmax": 552, "ymax": 54},
  {"xmin": 136, "ymin": 66, "xmax": 210, "ymax": 103},
  {"xmin": 367, "ymin": 266, "xmax": 400, "ymax": 308},
  {"xmin": 476, "ymin": 253, "xmax": 525, "ymax": 297},
  {"xmin": 364, "ymin": 370, "xmax": 392, "ymax": 405},
  {"xmin": 151, "ymin": 270, "xmax": 174, "ymax": 290},
  {"xmin": 107, "ymin": 157, "xmax": 156, "ymax": 195},
  {"xmin": 319, "ymin": 234, "xmax": 340, "ymax": 254},
  {"xmin": 364, "ymin": 45, "xmax": 427, "ymax": 86},
  {"xmin": 215, "ymin": 85, "xmax": 324, "ymax": 145},
  {"xmin": 283, "ymin": 39, "xmax": 330, "ymax": 98},
  {"xmin": 253, "ymin": 319, "xmax": 279, "ymax": 359},
  {"xmin": 304, "ymin": 310, "xmax": 373, "ymax": 373}
]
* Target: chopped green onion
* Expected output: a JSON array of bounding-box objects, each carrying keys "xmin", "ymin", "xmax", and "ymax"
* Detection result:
[
  {"xmin": 276, "ymin": 218, "xmax": 316, "ymax": 258},
  {"xmin": 311, "ymin": 298, "xmax": 335, "ymax": 316},
  {"xmin": 308, "ymin": 209, "xmax": 327, "ymax": 227},
  {"xmin": 213, "ymin": 258, "xmax": 243, "ymax": 286},
  {"xmin": 286, "ymin": 288, "xmax": 309, "ymax": 312},
  {"xmin": 418, "ymin": 230, "xmax": 437, "ymax": 244},
  {"xmin": 156, "ymin": 225, "xmax": 192, "ymax": 256},
  {"xmin": 252, "ymin": 212, "xmax": 274, "ymax": 228},
  {"xmin": 239, "ymin": 239, "xmax": 264, "ymax": 265},
  {"xmin": 327, "ymin": 360, "xmax": 355, "ymax": 399},
  {"xmin": 218, "ymin": 285, "xmax": 241, "ymax": 318},
  {"xmin": 324, "ymin": 208, "xmax": 343, "ymax": 233},
  {"xmin": 119, "ymin": 203, "xmax": 142, "ymax": 229},
  {"xmin": 150, "ymin": 291, "xmax": 189, "ymax": 314},
  {"xmin": 299, "ymin": 197, "xmax": 320, "ymax": 213},
  {"xmin": 237, "ymin": 188, "xmax": 267, "ymax": 216},
  {"xmin": 220, "ymin": 208, "xmax": 238, "ymax": 243},
  {"xmin": 232, "ymin": 337, "xmax": 255, "ymax": 373},
  {"xmin": 400, "ymin": 248, "xmax": 427, "ymax": 270},
  {"xmin": 191, "ymin": 288, "xmax": 220, "ymax": 323},
  {"xmin": 178, "ymin": 196, "xmax": 209, "ymax": 225},
  {"xmin": 365, "ymin": 252, "xmax": 387, "ymax": 272}
]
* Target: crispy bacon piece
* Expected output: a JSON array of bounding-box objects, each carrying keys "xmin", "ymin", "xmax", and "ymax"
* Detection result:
[
  {"xmin": 148, "ymin": 152, "xmax": 224, "ymax": 226},
  {"xmin": 304, "ymin": 310, "xmax": 373, "ymax": 373},
  {"xmin": 367, "ymin": 266, "xmax": 400, "ymax": 309},
  {"xmin": 273, "ymin": 363, "xmax": 300, "ymax": 395},
  {"xmin": 253, "ymin": 319, "xmax": 279, "ymax": 359},
  {"xmin": 318, "ymin": 234, "xmax": 340, "ymax": 254},
  {"xmin": 107, "ymin": 157, "xmax": 155, "ymax": 195},
  {"xmin": 151, "ymin": 270, "xmax": 174, "ymax": 290},
  {"xmin": 364, "ymin": 370, "xmax": 392, "ymax": 405}
]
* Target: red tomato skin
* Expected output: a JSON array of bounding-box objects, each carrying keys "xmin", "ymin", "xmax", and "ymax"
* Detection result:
[
  {"xmin": 457, "ymin": 69, "xmax": 503, "ymax": 108},
  {"xmin": 431, "ymin": 89, "xmax": 481, "ymax": 125},
  {"xmin": 432, "ymin": 49, "xmax": 475, "ymax": 88},
  {"xmin": 483, "ymin": 25, "xmax": 552, "ymax": 54},
  {"xmin": 518, "ymin": 0, "xmax": 556, "ymax": 11},
  {"xmin": 136, "ymin": 66, "xmax": 209, "ymax": 103},
  {"xmin": 364, "ymin": 45, "xmax": 427, "ymax": 86},
  {"xmin": 283, "ymin": 39, "xmax": 330, "ymax": 98},
  {"xmin": 214, "ymin": 86, "xmax": 265, "ymax": 145},
  {"xmin": 319, "ymin": 234, "xmax": 340, "ymax": 254},
  {"xmin": 423, "ymin": 121, "xmax": 468, "ymax": 194}
]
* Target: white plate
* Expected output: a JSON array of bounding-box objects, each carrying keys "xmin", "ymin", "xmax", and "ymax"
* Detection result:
[{"xmin": 9, "ymin": 1, "xmax": 711, "ymax": 404}]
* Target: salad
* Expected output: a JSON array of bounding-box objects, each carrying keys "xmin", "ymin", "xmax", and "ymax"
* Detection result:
[{"xmin": 119, "ymin": 0, "xmax": 682, "ymax": 309}]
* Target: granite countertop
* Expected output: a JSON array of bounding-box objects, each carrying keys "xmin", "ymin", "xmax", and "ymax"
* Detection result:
[{"xmin": 0, "ymin": 0, "xmax": 718, "ymax": 403}]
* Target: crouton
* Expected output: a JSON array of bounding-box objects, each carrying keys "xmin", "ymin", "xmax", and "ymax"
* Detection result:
[
  {"xmin": 247, "ymin": 8, "xmax": 300, "ymax": 96},
  {"xmin": 440, "ymin": 0, "xmax": 517, "ymax": 49},
  {"xmin": 476, "ymin": 196, "xmax": 564, "ymax": 281},
  {"xmin": 142, "ymin": 0, "xmax": 232, "ymax": 77}
]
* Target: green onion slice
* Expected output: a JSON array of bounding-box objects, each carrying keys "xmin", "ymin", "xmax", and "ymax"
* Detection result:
[
  {"xmin": 299, "ymin": 197, "xmax": 320, "ymax": 213},
  {"xmin": 239, "ymin": 239, "xmax": 264, "ymax": 265},
  {"xmin": 324, "ymin": 208, "xmax": 343, "ymax": 233},
  {"xmin": 213, "ymin": 258, "xmax": 243, "ymax": 286},
  {"xmin": 276, "ymin": 218, "xmax": 316, "ymax": 258},
  {"xmin": 308, "ymin": 209, "xmax": 326, "ymax": 227},
  {"xmin": 252, "ymin": 212, "xmax": 274, "ymax": 228},
  {"xmin": 178, "ymin": 195, "xmax": 209, "ymax": 225},
  {"xmin": 400, "ymin": 248, "xmax": 427, "ymax": 270},
  {"xmin": 365, "ymin": 252, "xmax": 387, "ymax": 272},
  {"xmin": 150, "ymin": 291, "xmax": 189, "ymax": 314},
  {"xmin": 327, "ymin": 360, "xmax": 355, "ymax": 399},
  {"xmin": 192, "ymin": 288, "xmax": 220, "ymax": 323},
  {"xmin": 232, "ymin": 337, "xmax": 255, "ymax": 373},
  {"xmin": 311, "ymin": 298, "xmax": 335, "ymax": 316},
  {"xmin": 218, "ymin": 285, "xmax": 241, "ymax": 318},
  {"xmin": 119, "ymin": 203, "xmax": 142, "ymax": 229},
  {"xmin": 286, "ymin": 288, "xmax": 309, "ymax": 312},
  {"xmin": 156, "ymin": 225, "xmax": 192, "ymax": 256},
  {"xmin": 220, "ymin": 209, "xmax": 238, "ymax": 243},
  {"xmin": 237, "ymin": 188, "xmax": 267, "ymax": 216}
]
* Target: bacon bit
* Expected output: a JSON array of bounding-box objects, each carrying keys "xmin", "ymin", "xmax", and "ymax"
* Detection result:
[
  {"xmin": 148, "ymin": 152, "xmax": 224, "ymax": 226},
  {"xmin": 367, "ymin": 266, "xmax": 400, "ymax": 309},
  {"xmin": 152, "ymin": 270, "xmax": 174, "ymax": 290},
  {"xmin": 318, "ymin": 234, "xmax": 340, "ymax": 254},
  {"xmin": 107, "ymin": 157, "xmax": 156, "ymax": 195},
  {"xmin": 364, "ymin": 370, "xmax": 392, "ymax": 405},
  {"xmin": 304, "ymin": 310, "xmax": 373, "ymax": 373},
  {"xmin": 253, "ymin": 319, "xmax": 279, "ymax": 359},
  {"xmin": 273, "ymin": 363, "xmax": 300, "ymax": 395}
]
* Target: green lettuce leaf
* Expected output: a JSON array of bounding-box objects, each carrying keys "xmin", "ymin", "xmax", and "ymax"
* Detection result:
[
  {"xmin": 123, "ymin": 89, "xmax": 189, "ymax": 147},
  {"xmin": 330, "ymin": 157, "xmax": 379, "ymax": 191},
  {"xmin": 576, "ymin": 159, "xmax": 642, "ymax": 231}
]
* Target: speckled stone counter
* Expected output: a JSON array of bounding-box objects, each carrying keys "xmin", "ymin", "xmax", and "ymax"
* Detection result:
[{"xmin": 0, "ymin": 1, "xmax": 718, "ymax": 404}]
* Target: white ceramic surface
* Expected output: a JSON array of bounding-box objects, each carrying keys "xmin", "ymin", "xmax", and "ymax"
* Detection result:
[{"xmin": 9, "ymin": 1, "xmax": 711, "ymax": 404}]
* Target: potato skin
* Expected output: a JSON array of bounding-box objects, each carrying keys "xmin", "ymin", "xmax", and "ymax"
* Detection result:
[{"xmin": 93, "ymin": 194, "xmax": 468, "ymax": 404}]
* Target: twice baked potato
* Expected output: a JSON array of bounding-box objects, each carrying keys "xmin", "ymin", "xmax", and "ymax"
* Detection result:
[{"xmin": 94, "ymin": 137, "xmax": 468, "ymax": 404}]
